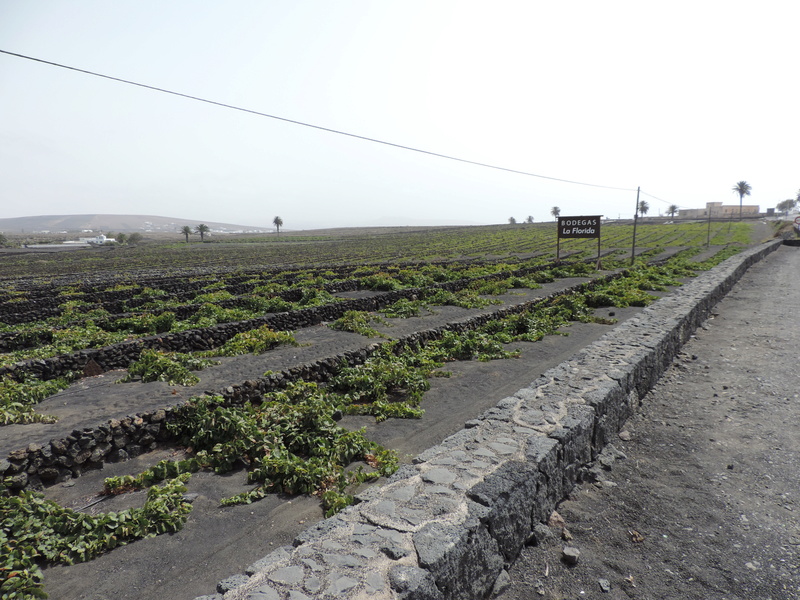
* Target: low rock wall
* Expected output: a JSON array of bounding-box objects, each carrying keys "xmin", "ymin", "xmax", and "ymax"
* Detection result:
[
  {"xmin": 192, "ymin": 240, "xmax": 781, "ymax": 600},
  {"xmin": 1, "ymin": 411, "xmax": 171, "ymax": 489}
]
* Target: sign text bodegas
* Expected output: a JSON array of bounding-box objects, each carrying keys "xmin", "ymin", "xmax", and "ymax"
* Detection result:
[{"xmin": 556, "ymin": 215, "xmax": 602, "ymax": 263}]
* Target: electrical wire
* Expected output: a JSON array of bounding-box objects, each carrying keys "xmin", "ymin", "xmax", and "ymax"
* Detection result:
[
  {"xmin": 640, "ymin": 190, "xmax": 685, "ymax": 209},
  {"xmin": 1, "ymin": 49, "xmax": 638, "ymax": 193}
]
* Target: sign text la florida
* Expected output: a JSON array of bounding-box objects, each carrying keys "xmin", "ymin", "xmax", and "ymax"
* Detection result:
[{"xmin": 557, "ymin": 215, "xmax": 601, "ymax": 239}]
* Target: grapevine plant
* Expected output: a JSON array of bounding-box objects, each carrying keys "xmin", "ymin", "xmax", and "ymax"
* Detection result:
[
  {"xmin": 203, "ymin": 325, "xmax": 299, "ymax": 357},
  {"xmin": 0, "ymin": 476, "xmax": 193, "ymax": 600},
  {"xmin": 103, "ymin": 386, "xmax": 398, "ymax": 517},
  {"xmin": 0, "ymin": 376, "xmax": 71, "ymax": 425},
  {"xmin": 329, "ymin": 311, "xmax": 389, "ymax": 338},
  {"xmin": 116, "ymin": 350, "xmax": 218, "ymax": 386}
]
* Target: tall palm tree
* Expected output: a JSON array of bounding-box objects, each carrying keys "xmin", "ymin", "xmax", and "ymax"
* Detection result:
[
  {"xmin": 732, "ymin": 181, "xmax": 751, "ymax": 221},
  {"xmin": 667, "ymin": 205, "xmax": 679, "ymax": 218},
  {"xmin": 638, "ymin": 200, "xmax": 649, "ymax": 216},
  {"xmin": 195, "ymin": 224, "xmax": 210, "ymax": 241},
  {"xmin": 181, "ymin": 225, "xmax": 193, "ymax": 243},
  {"xmin": 776, "ymin": 199, "xmax": 796, "ymax": 216},
  {"xmin": 273, "ymin": 216, "xmax": 283, "ymax": 234},
  {"xmin": 550, "ymin": 206, "xmax": 561, "ymax": 220}
]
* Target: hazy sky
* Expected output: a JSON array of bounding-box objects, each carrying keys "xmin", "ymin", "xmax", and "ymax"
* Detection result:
[{"xmin": 1, "ymin": 2, "xmax": 797, "ymax": 229}]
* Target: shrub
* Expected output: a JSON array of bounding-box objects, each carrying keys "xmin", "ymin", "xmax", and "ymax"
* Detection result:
[
  {"xmin": 117, "ymin": 350, "xmax": 216, "ymax": 386},
  {"xmin": 381, "ymin": 298, "xmax": 427, "ymax": 319},
  {"xmin": 0, "ymin": 375, "xmax": 69, "ymax": 425},
  {"xmin": 211, "ymin": 325, "xmax": 298, "ymax": 356},
  {"xmin": 329, "ymin": 311, "xmax": 387, "ymax": 338},
  {"xmin": 0, "ymin": 476, "xmax": 193, "ymax": 598}
]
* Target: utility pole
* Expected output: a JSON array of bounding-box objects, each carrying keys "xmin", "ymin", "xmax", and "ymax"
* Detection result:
[{"xmin": 630, "ymin": 186, "xmax": 640, "ymax": 266}]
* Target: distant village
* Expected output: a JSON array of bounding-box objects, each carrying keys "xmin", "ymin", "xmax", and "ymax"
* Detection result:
[
  {"xmin": 9, "ymin": 222, "xmax": 272, "ymax": 249},
  {"xmin": 23, "ymin": 233, "xmax": 123, "ymax": 250},
  {"xmin": 677, "ymin": 201, "xmax": 762, "ymax": 219}
]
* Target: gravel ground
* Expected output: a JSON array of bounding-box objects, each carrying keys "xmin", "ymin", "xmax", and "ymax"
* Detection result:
[{"xmin": 496, "ymin": 244, "xmax": 800, "ymax": 600}]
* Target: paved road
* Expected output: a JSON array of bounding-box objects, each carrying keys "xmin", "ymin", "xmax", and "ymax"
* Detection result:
[{"xmin": 498, "ymin": 243, "xmax": 800, "ymax": 600}]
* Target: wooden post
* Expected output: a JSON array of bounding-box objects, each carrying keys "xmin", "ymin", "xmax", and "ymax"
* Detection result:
[
  {"xmin": 556, "ymin": 234, "xmax": 560, "ymax": 262},
  {"xmin": 596, "ymin": 233, "xmax": 602, "ymax": 269}
]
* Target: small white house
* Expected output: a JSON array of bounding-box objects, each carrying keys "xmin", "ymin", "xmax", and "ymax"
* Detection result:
[{"xmin": 77, "ymin": 234, "xmax": 115, "ymax": 245}]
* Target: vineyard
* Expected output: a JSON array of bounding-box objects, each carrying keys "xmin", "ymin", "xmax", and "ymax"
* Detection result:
[{"xmin": 0, "ymin": 221, "xmax": 767, "ymax": 599}]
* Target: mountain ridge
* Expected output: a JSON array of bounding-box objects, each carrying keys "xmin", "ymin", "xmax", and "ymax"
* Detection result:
[{"xmin": 0, "ymin": 214, "xmax": 270, "ymax": 234}]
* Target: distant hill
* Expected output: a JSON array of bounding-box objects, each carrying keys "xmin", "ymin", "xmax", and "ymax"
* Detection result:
[{"xmin": 0, "ymin": 214, "xmax": 270, "ymax": 234}]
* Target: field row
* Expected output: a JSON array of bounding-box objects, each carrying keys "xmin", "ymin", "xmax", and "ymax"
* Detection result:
[{"xmin": 0, "ymin": 221, "xmax": 754, "ymax": 283}]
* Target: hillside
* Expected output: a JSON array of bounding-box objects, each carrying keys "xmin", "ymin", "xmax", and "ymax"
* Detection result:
[{"xmin": 0, "ymin": 214, "xmax": 269, "ymax": 234}]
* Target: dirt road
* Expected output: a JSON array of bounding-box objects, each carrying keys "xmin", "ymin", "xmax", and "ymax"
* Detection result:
[{"xmin": 497, "ymin": 244, "xmax": 800, "ymax": 600}]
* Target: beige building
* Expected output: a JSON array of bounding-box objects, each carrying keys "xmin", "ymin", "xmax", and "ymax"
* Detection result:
[{"xmin": 679, "ymin": 201, "xmax": 760, "ymax": 219}]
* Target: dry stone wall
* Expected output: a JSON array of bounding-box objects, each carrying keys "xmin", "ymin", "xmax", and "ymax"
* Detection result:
[{"xmin": 1, "ymin": 411, "xmax": 170, "ymax": 489}]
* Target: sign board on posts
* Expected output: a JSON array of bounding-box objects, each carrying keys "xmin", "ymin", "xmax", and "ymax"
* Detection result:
[
  {"xmin": 558, "ymin": 215, "xmax": 601, "ymax": 239},
  {"xmin": 556, "ymin": 215, "xmax": 602, "ymax": 265}
]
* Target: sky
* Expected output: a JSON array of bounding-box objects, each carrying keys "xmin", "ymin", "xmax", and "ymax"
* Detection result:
[{"xmin": 1, "ymin": 1, "xmax": 798, "ymax": 230}]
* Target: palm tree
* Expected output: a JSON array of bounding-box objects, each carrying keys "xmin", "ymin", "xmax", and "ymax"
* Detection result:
[
  {"xmin": 273, "ymin": 216, "xmax": 283, "ymax": 234},
  {"xmin": 525, "ymin": 215, "xmax": 534, "ymax": 224},
  {"xmin": 181, "ymin": 226, "xmax": 193, "ymax": 243},
  {"xmin": 195, "ymin": 224, "xmax": 210, "ymax": 241},
  {"xmin": 732, "ymin": 181, "xmax": 751, "ymax": 221},
  {"xmin": 667, "ymin": 205, "xmax": 679, "ymax": 218},
  {"xmin": 638, "ymin": 200, "xmax": 649, "ymax": 216},
  {"xmin": 776, "ymin": 199, "xmax": 796, "ymax": 216},
  {"xmin": 550, "ymin": 206, "xmax": 561, "ymax": 220}
]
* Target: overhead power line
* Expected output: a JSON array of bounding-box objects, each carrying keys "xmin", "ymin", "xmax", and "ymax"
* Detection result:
[
  {"xmin": 1, "ymin": 49, "xmax": 637, "ymax": 193},
  {"xmin": 640, "ymin": 190, "xmax": 685, "ymax": 208}
]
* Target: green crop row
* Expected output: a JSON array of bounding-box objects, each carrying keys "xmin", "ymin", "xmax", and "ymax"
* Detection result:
[
  {"xmin": 1, "ymin": 475, "xmax": 193, "ymax": 600},
  {"xmin": 0, "ymin": 222, "xmax": 753, "ymax": 285}
]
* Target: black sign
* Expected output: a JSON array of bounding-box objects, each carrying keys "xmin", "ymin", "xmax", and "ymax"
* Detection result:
[{"xmin": 558, "ymin": 216, "xmax": 601, "ymax": 239}]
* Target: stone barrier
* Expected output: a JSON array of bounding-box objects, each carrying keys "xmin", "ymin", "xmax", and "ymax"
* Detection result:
[{"xmin": 183, "ymin": 240, "xmax": 781, "ymax": 600}]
